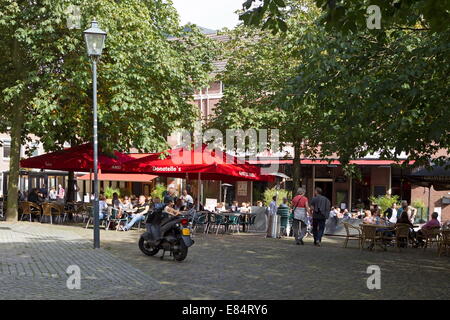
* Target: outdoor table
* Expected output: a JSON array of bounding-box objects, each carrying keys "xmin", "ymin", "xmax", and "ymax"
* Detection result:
[{"xmin": 361, "ymin": 223, "xmax": 396, "ymax": 250}]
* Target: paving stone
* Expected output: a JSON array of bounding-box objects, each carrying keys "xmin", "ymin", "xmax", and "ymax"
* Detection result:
[{"xmin": 0, "ymin": 222, "xmax": 161, "ymax": 300}]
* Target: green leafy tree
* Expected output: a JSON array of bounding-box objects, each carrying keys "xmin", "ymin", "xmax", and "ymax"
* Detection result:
[
  {"xmin": 264, "ymin": 187, "xmax": 291, "ymax": 206},
  {"xmin": 0, "ymin": 0, "xmax": 216, "ymax": 220},
  {"xmin": 284, "ymin": 24, "xmax": 450, "ymax": 170},
  {"xmin": 369, "ymin": 194, "xmax": 399, "ymax": 213},
  {"xmin": 209, "ymin": 4, "xmax": 322, "ymax": 193},
  {"xmin": 240, "ymin": 0, "xmax": 450, "ymax": 33},
  {"xmin": 151, "ymin": 183, "xmax": 166, "ymax": 200}
]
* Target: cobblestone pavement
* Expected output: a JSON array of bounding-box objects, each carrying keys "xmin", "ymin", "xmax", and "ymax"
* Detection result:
[
  {"xmin": 74, "ymin": 224, "xmax": 450, "ymax": 300},
  {"xmin": 0, "ymin": 222, "xmax": 161, "ymax": 299},
  {"xmin": 1, "ymin": 221, "xmax": 449, "ymax": 299}
]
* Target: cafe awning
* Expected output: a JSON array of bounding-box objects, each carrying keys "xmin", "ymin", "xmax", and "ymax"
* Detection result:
[
  {"xmin": 77, "ymin": 173, "xmax": 157, "ymax": 183},
  {"xmin": 119, "ymin": 144, "xmax": 274, "ymax": 182},
  {"xmin": 20, "ymin": 143, "xmax": 135, "ymax": 172}
]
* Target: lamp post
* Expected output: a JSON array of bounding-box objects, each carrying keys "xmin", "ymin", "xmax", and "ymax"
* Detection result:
[{"xmin": 84, "ymin": 20, "xmax": 107, "ymax": 249}]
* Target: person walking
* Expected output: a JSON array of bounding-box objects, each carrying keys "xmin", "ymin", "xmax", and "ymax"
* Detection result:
[
  {"xmin": 266, "ymin": 196, "xmax": 278, "ymax": 238},
  {"xmin": 310, "ymin": 187, "xmax": 331, "ymax": 247},
  {"xmin": 291, "ymin": 188, "xmax": 310, "ymax": 245}
]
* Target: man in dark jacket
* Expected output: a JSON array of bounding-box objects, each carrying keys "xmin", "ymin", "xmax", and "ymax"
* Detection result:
[{"xmin": 310, "ymin": 187, "xmax": 331, "ymax": 247}]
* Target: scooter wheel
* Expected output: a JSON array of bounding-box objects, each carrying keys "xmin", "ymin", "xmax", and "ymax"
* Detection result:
[
  {"xmin": 173, "ymin": 240, "xmax": 188, "ymax": 262},
  {"xmin": 139, "ymin": 236, "xmax": 159, "ymax": 256}
]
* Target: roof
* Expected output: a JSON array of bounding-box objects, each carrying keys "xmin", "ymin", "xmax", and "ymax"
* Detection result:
[
  {"xmin": 77, "ymin": 173, "xmax": 157, "ymax": 183},
  {"xmin": 247, "ymin": 159, "xmax": 415, "ymax": 166}
]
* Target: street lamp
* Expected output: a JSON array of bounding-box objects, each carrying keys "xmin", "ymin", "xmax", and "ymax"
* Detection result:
[{"xmin": 84, "ymin": 20, "xmax": 107, "ymax": 249}]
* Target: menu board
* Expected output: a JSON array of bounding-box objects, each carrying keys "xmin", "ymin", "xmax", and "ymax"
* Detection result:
[{"xmin": 237, "ymin": 181, "xmax": 248, "ymax": 196}]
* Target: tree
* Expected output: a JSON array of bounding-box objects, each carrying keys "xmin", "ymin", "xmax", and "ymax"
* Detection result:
[
  {"xmin": 284, "ymin": 24, "xmax": 450, "ymax": 170},
  {"xmin": 209, "ymin": 4, "xmax": 322, "ymax": 193},
  {"xmin": 214, "ymin": 0, "xmax": 449, "ymax": 192},
  {"xmin": 239, "ymin": 0, "xmax": 449, "ymax": 169},
  {"xmin": 240, "ymin": 0, "xmax": 450, "ymax": 33},
  {"xmin": 0, "ymin": 0, "xmax": 216, "ymax": 220}
]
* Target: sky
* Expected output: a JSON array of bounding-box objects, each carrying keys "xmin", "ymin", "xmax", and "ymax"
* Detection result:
[{"xmin": 171, "ymin": 0, "xmax": 245, "ymax": 31}]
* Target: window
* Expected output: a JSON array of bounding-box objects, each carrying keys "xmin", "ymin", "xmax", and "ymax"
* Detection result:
[{"xmin": 2, "ymin": 140, "xmax": 11, "ymax": 159}]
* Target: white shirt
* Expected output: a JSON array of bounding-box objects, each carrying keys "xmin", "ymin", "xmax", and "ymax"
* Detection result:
[
  {"xmin": 99, "ymin": 200, "xmax": 108, "ymax": 213},
  {"xmin": 269, "ymin": 201, "xmax": 278, "ymax": 216},
  {"xmin": 389, "ymin": 208, "xmax": 398, "ymax": 223},
  {"xmin": 181, "ymin": 194, "xmax": 194, "ymax": 205},
  {"xmin": 49, "ymin": 190, "xmax": 57, "ymax": 200}
]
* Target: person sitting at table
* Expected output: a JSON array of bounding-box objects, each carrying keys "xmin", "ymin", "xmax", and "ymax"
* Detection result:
[
  {"xmin": 164, "ymin": 187, "xmax": 178, "ymax": 204},
  {"xmin": 363, "ymin": 210, "xmax": 374, "ymax": 224},
  {"xmin": 174, "ymin": 198, "xmax": 185, "ymax": 211},
  {"xmin": 48, "ymin": 187, "xmax": 58, "ymax": 201},
  {"xmin": 120, "ymin": 195, "xmax": 149, "ymax": 231},
  {"xmin": 395, "ymin": 210, "xmax": 416, "ymax": 247},
  {"xmin": 27, "ymin": 188, "xmax": 41, "ymax": 204},
  {"xmin": 240, "ymin": 202, "xmax": 250, "ymax": 214},
  {"xmin": 98, "ymin": 195, "xmax": 109, "ymax": 220},
  {"xmin": 216, "ymin": 202, "xmax": 227, "ymax": 213},
  {"xmin": 372, "ymin": 210, "xmax": 387, "ymax": 225},
  {"xmin": 231, "ymin": 201, "xmax": 240, "ymax": 212},
  {"xmin": 112, "ymin": 192, "xmax": 122, "ymax": 209},
  {"xmin": 396, "ymin": 211, "xmax": 414, "ymax": 228},
  {"xmin": 120, "ymin": 196, "xmax": 133, "ymax": 213},
  {"xmin": 414, "ymin": 212, "xmax": 441, "ymax": 247}
]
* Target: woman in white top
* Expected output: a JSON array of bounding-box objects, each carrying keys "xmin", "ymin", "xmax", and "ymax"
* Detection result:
[{"xmin": 98, "ymin": 195, "xmax": 109, "ymax": 220}]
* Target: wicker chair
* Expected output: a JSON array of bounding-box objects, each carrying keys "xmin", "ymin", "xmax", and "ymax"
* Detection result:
[
  {"xmin": 342, "ymin": 222, "xmax": 362, "ymax": 248},
  {"xmin": 20, "ymin": 201, "xmax": 42, "ymax": 222},
  {"xmin": 74, "ymin": 203, "xmax": 89, "ymax": 223},
  {"xmin": 41, "ymin": 202, "xmax": 64, "ymax": 224},
  {"xmin": 394, "ymin": 223, "xmax": 411, "ymax": 251},
  {"xmin": 438, "ymin": 230, "xmax": 450, "ymax": 257},
  {"xmin": 421, "ymin": 227, "xmax": 442, "ymax": 251},
  {"xmin": 360, "ymin": 224, "xmax": 383, "ymax": 251}
]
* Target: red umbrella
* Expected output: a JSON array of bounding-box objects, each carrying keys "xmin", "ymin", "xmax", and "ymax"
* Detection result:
[
  {"xmin": 20, "ymin": 143, "xmax": 135, "ymax": 172},
  {"xmin": 120, "ymin": 144, "xmax": 274, "ymax": 182}
]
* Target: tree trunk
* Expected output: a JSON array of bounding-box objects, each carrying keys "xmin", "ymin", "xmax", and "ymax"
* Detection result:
[
  {"xmin": 67, "ymin": 171, "xmax": 75, "ymax": 202},
  {"xmin": 6, "ymin": 38, "xmax": 26, "ymax": 222},
  {"xmin": 292, "ymin": 141, "xmax": 302, "ymax": 196},
  {"xmin": 6, "ymin": 107, "xmax": 24, "ymax": 222}
]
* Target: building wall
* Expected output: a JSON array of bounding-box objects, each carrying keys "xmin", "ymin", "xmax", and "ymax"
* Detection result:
[
  {"xmin": 370, "ymin": 167, "xmax": 391, "ymax": 196},
  {"xmin": 411, "ymin": 186, "xmax": 450, "ymax": 222},
  {"xmin": 1, "ymin": 133, "xmax": 46, "ymax": 195}
]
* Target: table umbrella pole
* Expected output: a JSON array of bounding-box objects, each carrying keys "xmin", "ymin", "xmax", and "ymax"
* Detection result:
[{"xmin": 197, "ymin": 172, "xmax": 201, "ymax": 211}]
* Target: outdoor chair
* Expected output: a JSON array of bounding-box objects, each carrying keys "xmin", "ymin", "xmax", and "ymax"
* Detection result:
[
  {"xmin": 421, "ymin": 227, "xmax": 441, "ymax": 251},
  {"xmin": 85, "ymin": 206, "xmax": 108, "ymax": 229},
  {"xmin": 342, "ymin": 222, "xmax": 362, "ymax": 248},
  {"xmin": 213, "ymin": 214, "xmax": 227, "ymax": 235},
  {"xmin": 227, "ymin": 214, "xmax": 240, "ymax": 234},
  {"xmin": 74, "ymin": 203, "xmax": 89, "ymax": 223},
  {"xmin": 360, "ymin": 224, "xmax": 384, "ymax": 251},
  {"xmin": 247, "ymin": 214, "xmax": 257, "ymax": 232},
  {"xmin": 41, "ymin": 202, "xmax": 64, "ymax": 224},
  {"xmin": 393, "ymin": 223, "xmax": 411, "ymax": 251},
  {"xmin": 19, "ymin": 201, "xmax": 42, "ymax": 222},
  {"xmin": 438, "ymin": 230, "xmax": 450, "ymax": 257},
  {"xmin": 105, "ymin": 208, "xmax": 128, "ymax": 231},
  {"xmin": 204, "ymin": 212, "xmax": 216, "ymax": 234},
  {"xmin": 136, "ymin": 210, "xmax": 149, "ymax": 231},
  {"xmin": 193, "ymin": 213, "xmax": 207, "ymax": 234}
]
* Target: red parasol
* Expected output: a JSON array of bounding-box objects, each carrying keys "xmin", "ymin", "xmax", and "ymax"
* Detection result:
[
  {"xmin": 119, "ymin": 144, "xmax": 274, "ymax": 182},
  {"xmin": 20, "ymin": 143, "xmax": 135, "ymax": 172}
]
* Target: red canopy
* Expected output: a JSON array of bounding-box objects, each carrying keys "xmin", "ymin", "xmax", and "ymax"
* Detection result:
[
  {"xmin": 20, "ymin": 143, "xmax": 135, "ymax": 172},
  {"xmin": 78, "ymin": 173, "xmax": 158, "ymax": 182},
  {"xmin": 120, "ymin": 145, "xmax": 274, "ymax": 182}
]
